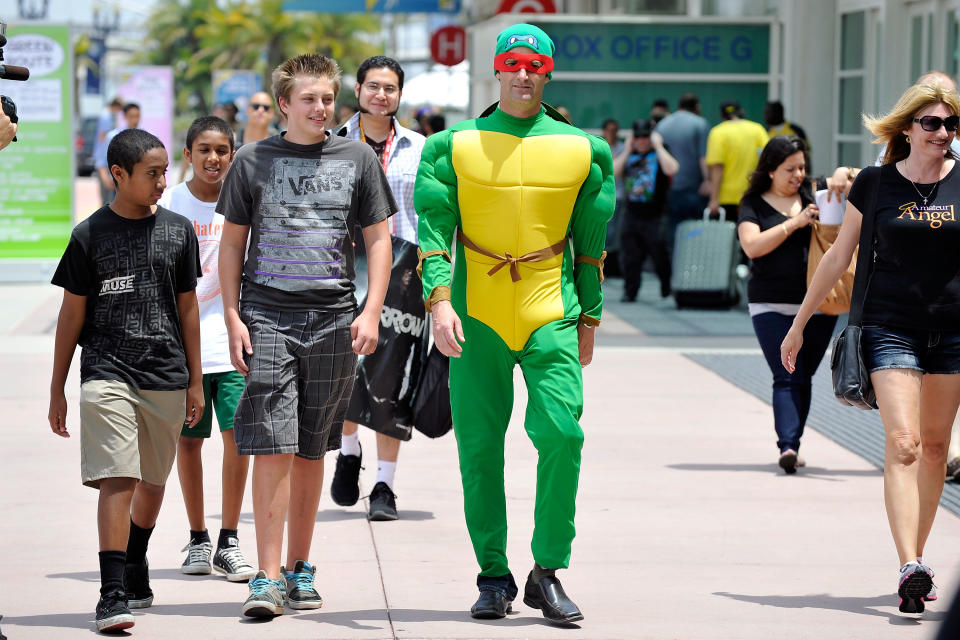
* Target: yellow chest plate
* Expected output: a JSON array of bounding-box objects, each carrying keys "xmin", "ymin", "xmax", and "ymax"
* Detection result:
[{"xmin": 451, "ymin": 130, "xmax": 591, "ymax": 350}]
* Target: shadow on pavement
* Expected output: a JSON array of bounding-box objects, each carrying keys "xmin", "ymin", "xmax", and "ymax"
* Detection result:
[
  {"xmin": 224, "ymin": 509, "xmax": 438, "ymax": 523},
  {"xmin": 298, "ymin": 608, "xmax": 579, "ymax": 630},
  {"xmin": 48, "ymin": 568, "xmax": 231, "ymax": 582},
  {"xmin": 668, "ymin": 463, "xmax": 882, "ymax": 478},
  {"xmin": 713, "ymin": 591, "xmax": 946, "ymax": 624}
]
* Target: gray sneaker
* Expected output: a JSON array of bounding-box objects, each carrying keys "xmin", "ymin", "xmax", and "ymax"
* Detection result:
[
  {"xmin": 180, "ymin": 539, "xmax": 213, "ymax": 575},
  {"xmin": 213, "ymin": 540, "xmax": 256, "ymax": 582},
  {"xmin": 284, "ymin": 560, "xmax": 323, "ymax": 609},
  {"xmin": 241, "ymin": 570, "xmax": 286, "ymax": 618}
]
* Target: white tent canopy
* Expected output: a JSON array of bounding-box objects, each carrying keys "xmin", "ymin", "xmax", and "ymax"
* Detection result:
[{"xmin": 401, "ymin": 62, "xmax": 469, "ymax": 111}]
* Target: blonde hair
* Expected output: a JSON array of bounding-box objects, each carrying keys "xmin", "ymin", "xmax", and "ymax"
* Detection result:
[
  {"xmin": 272, "ymin": 54, "xmax": 342, "ymax": 116},
  {"xmin": 864, "ymin": 82, "xmax": 960, "ymax": 165}
]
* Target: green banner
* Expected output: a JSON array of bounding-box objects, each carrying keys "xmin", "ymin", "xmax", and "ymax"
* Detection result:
[
  {"xmin": 534, "ymin": 22, "xmax": 770, "ymax": 75},
  {"xmin": 0, "ymin": 24, "xmax": 73, "ymax": 259}
]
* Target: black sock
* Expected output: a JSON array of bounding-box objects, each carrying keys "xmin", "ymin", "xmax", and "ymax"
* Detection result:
[
  {"xmin": 532, "ymin": 564, "xmax": 556, "ymax": 582},
  {"xmin": 190, "ymin": 529, "xmax": 210, "ymax": 544},
  {"xmin": 99, "ymin": 550, "xmax": 126, "ymax": 597},
  {"xmin": 218, "ymin": 528, "xmax": 238, "ymax": 549},
  {"xmin": 126, "ymin": 520, "xmax": 154, "ymax": 566}
]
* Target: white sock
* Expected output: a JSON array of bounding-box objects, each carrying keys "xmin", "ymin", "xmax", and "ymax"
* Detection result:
[
  {"xmin": 376, "ymin": 460, "xmax": 397, "ymax": 489},
  {"xmin": 340, "ymin": 431, "xmax": 361, "ymax": 457}
]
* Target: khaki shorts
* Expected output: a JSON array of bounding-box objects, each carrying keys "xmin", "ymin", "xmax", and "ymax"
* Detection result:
[{"xmin": 80, "ymin": 380, "xmax": 185, "ymax": 489}]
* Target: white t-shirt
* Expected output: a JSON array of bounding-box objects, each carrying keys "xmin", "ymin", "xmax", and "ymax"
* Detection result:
[{"xmin": 158, "ymin": 182, "xmax": 232, "ymax": 373}]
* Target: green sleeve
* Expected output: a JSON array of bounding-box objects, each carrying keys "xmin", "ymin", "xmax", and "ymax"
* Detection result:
[
  {"xmin": 570, "ymin": 135, "xmax": 615, "ymax": 324},
  {"xmin": 414, "ymin": 130, "xmax": 460, "ymax": 309}
]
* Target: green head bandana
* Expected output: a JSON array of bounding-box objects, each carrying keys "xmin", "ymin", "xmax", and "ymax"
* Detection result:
[{"xmin": 494, "ymin": 24, "xmax": 555, "ymax": 78}]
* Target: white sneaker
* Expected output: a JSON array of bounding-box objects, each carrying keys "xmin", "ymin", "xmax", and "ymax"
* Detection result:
[
  {"xmin": 214, "ymin": 541, "xmax": 257, "ymax": 582},
  {"xmin": 180, "ymin": 539, "xmax": 212, "ymax": 575}
]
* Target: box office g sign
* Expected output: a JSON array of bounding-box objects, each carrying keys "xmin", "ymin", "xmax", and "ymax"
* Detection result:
[{"xmin": 539, "ymin": 22, "xmax": 770, "ymax": 75}]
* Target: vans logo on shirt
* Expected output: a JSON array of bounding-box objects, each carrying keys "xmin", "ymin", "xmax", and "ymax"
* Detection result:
[
  {"xmin": 898, "ymin": 202, "xmax": 956, "ymax": 229},
  {"xmin": 380, "ymin": 305, "xmax": 424, "ymax": 337},
  {"xmin": 286, "ymin": 174, "xmax": 345, "ymax": 197},
  {"xmin": 99, "ymin": 275, "xmax": 135, "ymax": 295}
]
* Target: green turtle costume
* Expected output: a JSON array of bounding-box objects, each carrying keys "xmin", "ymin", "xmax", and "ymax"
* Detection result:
[{"xmin": 415, "ymin": 24, "xmax": 614, "ymax": 582}]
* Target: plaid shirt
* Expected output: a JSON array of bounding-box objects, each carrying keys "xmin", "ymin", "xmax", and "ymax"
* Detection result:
[{"xmin": 339, "ymin": 113, "xmax": 426, "ymax": 244}]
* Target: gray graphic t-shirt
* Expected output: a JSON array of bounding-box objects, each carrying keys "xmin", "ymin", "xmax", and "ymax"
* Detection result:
[{"xmin": 218, "ymin": 133, "xmax": 397, "ymax": 311}]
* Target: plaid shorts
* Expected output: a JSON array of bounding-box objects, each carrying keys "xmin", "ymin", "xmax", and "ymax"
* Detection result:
[{"xmin": 234, "ymin": 304, "xmax": 358, "ymax": 459}]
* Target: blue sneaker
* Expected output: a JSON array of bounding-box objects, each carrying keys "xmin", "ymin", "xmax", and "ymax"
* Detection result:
[
  {"xmin": 241, "ymin": 570, "xmax": 285, "ymax": 617},
  {"xmin": 285, "ymin": 560, "xmax": 323, "ymax": 609}
]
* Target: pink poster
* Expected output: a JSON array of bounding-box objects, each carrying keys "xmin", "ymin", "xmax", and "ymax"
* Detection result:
[{"xmin": 114, "ymin": 66, "xmax": 174, "ymax": 170}]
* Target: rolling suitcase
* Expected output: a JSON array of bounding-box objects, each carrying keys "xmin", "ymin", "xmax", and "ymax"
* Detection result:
[{"xmin": 671, "ymin": 208, "xmax": 739, "ymax": 308}]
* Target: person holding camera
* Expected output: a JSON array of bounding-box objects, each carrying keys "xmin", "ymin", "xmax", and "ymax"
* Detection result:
[
  {"xmin": 782, "ymin": 82, "xmax": 960, "ymax": 615},
  {"xmin": 0, "ymin": 110, "xmax": 15, "ymax": 150},
  {"xmin": 613, "ymin": 118, "xmax": 678, "ymax": 301}
]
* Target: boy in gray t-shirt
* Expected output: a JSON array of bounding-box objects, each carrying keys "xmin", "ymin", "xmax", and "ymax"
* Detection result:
[{"xmin": 218, "ymin": 53, "xmax": 395, "ymax": 618}]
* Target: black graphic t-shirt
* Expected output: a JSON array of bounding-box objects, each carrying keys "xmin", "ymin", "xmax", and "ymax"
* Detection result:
[
  {"xmin": 623, "ymin": 149, "xmax": 669, "ymax": 217},
  {"xmin": 738, "ymin": 192, "xmax": 814, "ymax": 304},
  {"xmin": 52, "ymin": 206, "xmax": 201, "ymax": 390},
  {"xmin": 217, "ymin": 132, "xmax": 398, "ymax": 312},
  {"xmin": 849, "ymin": 163, "xmax": 960, "ymax": 330}
]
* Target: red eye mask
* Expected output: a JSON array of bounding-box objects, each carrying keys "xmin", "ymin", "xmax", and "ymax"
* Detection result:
[{"xmin": 494, "ymin": 52, "xmax": 554, "ymax": 75}]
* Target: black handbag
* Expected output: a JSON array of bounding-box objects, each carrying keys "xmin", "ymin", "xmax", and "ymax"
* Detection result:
[
  {"xmin": 830, "ymin": 166, "xmax": 881, "ymax": 410},
  {"xmin": 411, "ymin": 345, "xmax": 453, "ymax": 438}
]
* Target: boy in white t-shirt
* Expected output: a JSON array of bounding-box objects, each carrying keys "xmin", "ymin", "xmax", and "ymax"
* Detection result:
[{"xmin": 159, "ymin": 116, "xmax": 256, "ymax": 582}]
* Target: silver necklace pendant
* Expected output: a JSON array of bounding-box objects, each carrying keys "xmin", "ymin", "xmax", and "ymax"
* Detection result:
[{"xmin": 904, "ymin": 159, "xmax": 939, "ymax": 206}]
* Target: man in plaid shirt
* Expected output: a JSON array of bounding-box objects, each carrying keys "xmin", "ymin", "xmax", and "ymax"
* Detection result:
[{"xmin": 332, "ymin": 56, "xmax": 427, "ymax": 521}]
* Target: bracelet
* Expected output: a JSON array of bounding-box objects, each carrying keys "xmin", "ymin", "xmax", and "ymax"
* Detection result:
[{"xmin": 781, "ymin": 222, "xmax": 789, "ymax": 237}]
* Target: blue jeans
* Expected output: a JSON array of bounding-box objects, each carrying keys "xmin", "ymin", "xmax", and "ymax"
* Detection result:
[{"xmin": 752, "ymin": 312, "xmax": 838, "ymax": 453}]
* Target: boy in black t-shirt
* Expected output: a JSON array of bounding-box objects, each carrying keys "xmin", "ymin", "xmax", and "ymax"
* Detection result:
[{"xmin": 48, "ymin": 129, "xmax": 204, "ymax": 634}]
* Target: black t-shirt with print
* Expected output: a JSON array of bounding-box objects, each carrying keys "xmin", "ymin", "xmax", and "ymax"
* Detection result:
[
  {"xmin": 217, "ymin": 132, "xmax": 397, "ymax": 312},
  {"xmin": 738, "ymin": 192, "xmax": 814, "ymax": 304},
  {"xmin": 623, "ymin": 149, "xmax": 670, "ymax": 217},
  {"xmin": 52, "ymin": 206, "xmax": 200, "ymax": 390},
  {"xmin": 849, "ymin": 163, "xmax": 960, "ymax": 330}
]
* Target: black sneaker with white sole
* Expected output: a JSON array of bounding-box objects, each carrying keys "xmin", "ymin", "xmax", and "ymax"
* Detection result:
[
  {"xmin": 124, "ymin": 558, "xmax": 154, "ymax": 609},
  {"xmin": 95, "ymin": 590, "xmax": 134, "ymax": 633},
  {"xmin": 367, "ymin": 481, "xmax": 398, "ymax": 521},
  {"xmin": 331, "ymin": 447, "xmax": 362, "ymax": 507}
]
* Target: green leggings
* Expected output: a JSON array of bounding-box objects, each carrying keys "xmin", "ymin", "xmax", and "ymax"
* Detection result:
[{"xmin": 450, "ymin": 314, "xmax": 584, "ymax": 577}]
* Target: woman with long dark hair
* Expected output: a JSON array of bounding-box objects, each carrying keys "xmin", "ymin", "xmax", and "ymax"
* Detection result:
[
  {"xmin": 738, "ymin": 136, "xmax": 838, "ymax": 474},
  {"xmin": 782, "ymin": 83, "xmax": 960, "ymax": 613}
]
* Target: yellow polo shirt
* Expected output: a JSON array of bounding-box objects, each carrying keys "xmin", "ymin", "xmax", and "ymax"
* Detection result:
[{"xmin": 706, "ymin": 119, "xmax": 769, "ymax": 204}]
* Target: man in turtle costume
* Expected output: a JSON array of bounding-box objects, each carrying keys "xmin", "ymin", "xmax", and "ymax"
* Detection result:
[{"xmin": 414, "ymin": 23, "xmax": 614, "ymax": 624}]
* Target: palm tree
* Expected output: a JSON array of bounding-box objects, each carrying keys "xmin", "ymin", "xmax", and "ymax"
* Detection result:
[{"xmin": 138, "ymin": 0, "xmax": 382, "ymax": 116}]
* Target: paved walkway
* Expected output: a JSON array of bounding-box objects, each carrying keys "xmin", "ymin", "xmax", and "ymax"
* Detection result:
[{"xmin": 0, "ymin": 281, "xmax": 956, "ymax": 639}]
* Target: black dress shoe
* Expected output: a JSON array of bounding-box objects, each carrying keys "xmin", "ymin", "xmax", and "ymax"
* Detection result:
[
  {"xmin": 470, "ymin": 589, "xmax": 512, "ymax": 619},
  {"xmin": 522, "ymin": 571, "xmax": 583, "ymax": 624}
]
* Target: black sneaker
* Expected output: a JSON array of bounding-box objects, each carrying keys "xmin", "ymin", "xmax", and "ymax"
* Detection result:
[
  {"xmin": 331, "ymin": 446, "xmax": 362, "ymax": 507},
  {"xmin": 124, "ymin": 558, "xmax": 154, "ymax": 609},
  {"xmin": 95, "ymin": 590, "xmax": 134, "ymax": 633},
  {"xmin": 367, "ymin": 481, "xmax": 398, "ymax": 521}
]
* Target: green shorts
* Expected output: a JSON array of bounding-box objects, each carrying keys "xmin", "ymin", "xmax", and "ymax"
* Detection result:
[{"xmin": 181, "ymin": 371, "xmax": 245, "ymax": 438}]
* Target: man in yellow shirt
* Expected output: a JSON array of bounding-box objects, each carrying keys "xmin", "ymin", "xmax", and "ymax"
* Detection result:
[{"xmin": 706, "ymin": 100, "xmax": 768, "ymax": 218}]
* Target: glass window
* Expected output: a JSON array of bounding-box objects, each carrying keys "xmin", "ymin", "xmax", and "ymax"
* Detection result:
[
  {"xmin": 911, "ymin": 15, "xmax": 923, "ymax": 80},
  {"xmin": 839, "ymin": 77, "xmax": 864, "ymax": 135},
  {"xmin": 841, "ymin": 11, "xmax": 865, "ymax": 70},
  {"xmin": 701, "ymin": 0, "xmax": 776, "ymax": 16},
  {"xmin": 949, "ymin": 11, "xmax": 960, "ymax": 78},
  {"xmin": 838, "ymin": 142, "xmax": 862, "ymax": 168}
]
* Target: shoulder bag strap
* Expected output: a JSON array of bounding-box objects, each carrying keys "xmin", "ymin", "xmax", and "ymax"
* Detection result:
[{"xmin": 847, "ymin": 165, "xmax": 882, "ymax": 326}]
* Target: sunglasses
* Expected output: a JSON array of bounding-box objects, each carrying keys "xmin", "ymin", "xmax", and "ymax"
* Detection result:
[
  {"xmin": 249, "ymin": 103, "xmax": 272, "ymax": 111},
  {"xmin": 913, "ymin": 115, "xmax": 959, "ymax": 132}
]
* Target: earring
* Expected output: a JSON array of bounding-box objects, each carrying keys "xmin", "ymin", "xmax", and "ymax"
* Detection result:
[
  {"xmin": 769, "ymin": 173, "xmax": 774, "ymax": 179},
  {"xmin": 906, "ymin": 134, "xmax": 911, "ymax": 143}
]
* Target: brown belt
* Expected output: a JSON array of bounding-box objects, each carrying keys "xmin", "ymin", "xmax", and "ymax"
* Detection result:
[{"xmin": 457, "ymin": 229, "xmax": 567, "ymax": 282}]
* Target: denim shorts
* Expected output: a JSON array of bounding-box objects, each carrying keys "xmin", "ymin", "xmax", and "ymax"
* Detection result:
[{"xmin": 862, "ymin": 324, "xmax": 960, "ymax": 375}]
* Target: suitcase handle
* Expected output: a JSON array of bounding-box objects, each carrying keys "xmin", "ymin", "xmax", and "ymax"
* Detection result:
[{"xmin": 703, "ymin": 206, "xmax": 726, "ymax": 222}]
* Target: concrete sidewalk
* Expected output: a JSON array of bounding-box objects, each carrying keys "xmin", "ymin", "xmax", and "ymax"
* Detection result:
[{"xmin": 0, "ymin": 283, "xmax": 956, "ymax": 639}]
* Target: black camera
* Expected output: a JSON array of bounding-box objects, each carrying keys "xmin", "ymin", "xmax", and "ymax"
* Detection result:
[{"xmin": 0, "ymin": 20, "xmax": 30, "ymax": 143}]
